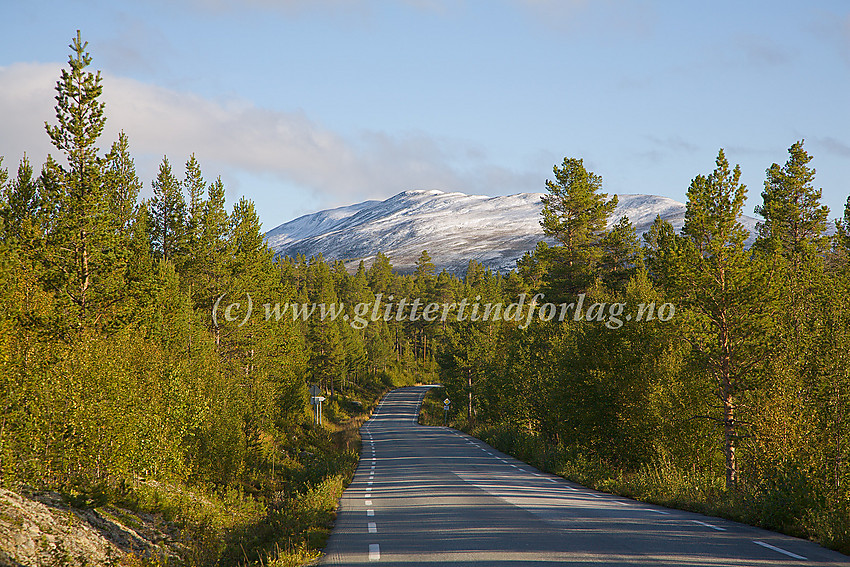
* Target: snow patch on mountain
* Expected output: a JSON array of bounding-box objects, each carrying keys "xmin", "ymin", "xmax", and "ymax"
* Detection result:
[{"xmin": 264, "ymin": 190, "xmax": 760, "ymax": 273}]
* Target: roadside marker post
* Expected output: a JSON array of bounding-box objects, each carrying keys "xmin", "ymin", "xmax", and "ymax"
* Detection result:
[{"xmin": 443, "ymin": 398, "xmax": 451, "ymax": 425}]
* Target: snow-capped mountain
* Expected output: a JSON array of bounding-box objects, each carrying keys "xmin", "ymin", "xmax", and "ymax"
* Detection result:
[{"xmin": 264, "ymin": 190, "xmax": 760, "ymax": 273}]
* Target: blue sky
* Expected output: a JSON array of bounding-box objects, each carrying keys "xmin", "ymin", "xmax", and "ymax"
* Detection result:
[{"xmin": 1, "ymin": 0, "xmax": 848, "ymax": 230}]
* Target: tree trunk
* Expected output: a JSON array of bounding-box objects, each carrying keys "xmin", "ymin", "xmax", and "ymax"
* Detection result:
[
  {"xmin": 79, "ymin": 231, "xmax": 90, "ymax": 327},
  {"xmin": 723, "ymin": 395, "xmax": 737, "ymax": 491},
  {"xmin": 719, "ymin": 313, "xmax": 738, "ymax": 491},
  {"xmin": 467, "ymin": 369, "xmax": 473, "ymax": 423}
]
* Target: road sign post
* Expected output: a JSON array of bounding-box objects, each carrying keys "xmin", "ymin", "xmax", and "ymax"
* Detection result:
[
  {"xmin": 310, "ymin": 385, "xmax": 325, "ymax": 425},
  {"xmin": 443, "ymin": 398, "xmax": 451, "ymax": 425}
]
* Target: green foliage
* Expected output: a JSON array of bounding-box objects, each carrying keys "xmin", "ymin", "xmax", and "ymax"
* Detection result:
[
  {"xmin": 835, "ymin": 196, "xmax": 850, "ymax": 257},
  {"xmin": 0, "ymin": 32, "xmax": 441, "ymax": 566},
  {"xmin": 435, "ymin": 146, "xmax": 850, "ymax": 554},
  {"xmin": 755, "ymin": 140, "xmax": 829, "ymax": 265},
  {"xmin": 539, "ymin": 157, "xmax": 618, "ymax": 294},
  {"xmin": 5, "ymin": 31, "xmax": 850, "ymax": 563},
  {"xmin": 39, "ymin": 31, "xmax": 130, "ymax": 335},
  {"xmin": 149, "ymin": 156, "xmax": 188, "ymax": 262},
  {"xmin": 599, "ymin": 215, "xmax": 642, "ymax": 291},
  {"xmin": 104, "ymin": 131, "xmax": 142, "ymax": 234}
]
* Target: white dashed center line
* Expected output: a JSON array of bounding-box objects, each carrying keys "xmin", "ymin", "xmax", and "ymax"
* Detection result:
[
  {"xmin": 753, "ymin": 540, "xmax": 807, "ymax": 561},
  {"xmin": 369, "ymin": 543, "xmax": 380, "ymax": 561},
  {"xmin": 691, "ymin": 519, "xmax": 726, "ymax": 531}
]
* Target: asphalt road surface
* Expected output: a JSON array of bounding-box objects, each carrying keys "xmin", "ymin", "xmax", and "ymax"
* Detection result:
[{"xmin": 320, "ymin": 386, "xmax": 850, "ymax": 566}]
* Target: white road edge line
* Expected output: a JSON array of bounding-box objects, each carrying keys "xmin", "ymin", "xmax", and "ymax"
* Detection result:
[
  {"xmin": 369, "ymin": 543, "xmax": 380, "ymax": 561},
  {"xmin": 752, "ymin": 540, "xmax": 807, "ymax": 561},
  {"xmin": 691, "ymin": 520, "xmax": 726, "ymax": 531}
]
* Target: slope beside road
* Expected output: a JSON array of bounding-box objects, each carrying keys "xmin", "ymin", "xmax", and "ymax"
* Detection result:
[{"xmin": 320, "ymin": 386, "xmax": 850, "ymax": 566}]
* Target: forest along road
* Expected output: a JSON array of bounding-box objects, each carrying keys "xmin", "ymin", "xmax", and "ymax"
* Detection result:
[{"xmin": 320, "ymin": 386, "xmax": 850, "ymax": 566}]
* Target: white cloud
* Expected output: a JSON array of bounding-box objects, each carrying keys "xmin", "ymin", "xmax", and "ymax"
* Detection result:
[
  {"xmin": 0, "ymin": 62, "xmax": 534, "ymax": 214},
  {"xmin": 0, "ymin": 63, "xmax": 60, "ymax": 168}
]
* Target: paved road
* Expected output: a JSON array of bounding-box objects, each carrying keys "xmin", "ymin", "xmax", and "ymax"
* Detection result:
[{"xmin": 321, "ymin": 386, "xmax": 850, "ymax": 566}]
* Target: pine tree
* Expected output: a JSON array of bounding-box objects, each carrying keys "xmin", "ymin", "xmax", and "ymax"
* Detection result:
[
  {"xmin": 0, "ymin": 157, "xmax": 8, "ymax": 196},
  {"xmin": 599, "ymin": 215, "xmax": 642, "ymax": 291},
  {"xmin": 183, "ymin": 154, "xmax": 206, "ymax": 258},
  {"xmin": 540, "ymin": 157, "xmax": 617, "ymax": 293},
  {"xmin": 414, "ymin": 250, "xmax": 436, "ymax": 281},
  {"xmin": 44, "ymin": 31, "xmax": 106, "ymax": 188},
  {"xmin": 339, "ymin": 262, "xmax": 372, "ymax": 389},
  {"xmin": 516, "ymin": 242, "xmax": 550, "ymax": 292},
  {"xmin": 464, "ymin": 260, "xmax": 486, "ymax": 289},
  {"xmin": 438, "ymin": 318, "xmax": 496, "ymax": 423},
  {"xmin": 835, "ymin": 196, "xmax": 850, "ymax": 258},
  {"xmin": 306, "ymin": 258, "xmax": 345, "ymax": 395},
  {"xmin": 368, "ymin": 252, "xmax": 393, "ymax": 295},
  {"xmin": 40, "ymin": 31, "xmax": 126, "ymax": 332},
  {"xmin": 103, "ymin": 132, "xmax": 141, "ymax": 235},
  {"xmin": 541, "ymin": 158, "xmax": 617, "ymax": 262},
  {"xmin": 204, "ymin": 177, "xmax": 230, "ymax": 246},
  {"xmin": 755, "ymin": 140, "xmax": 829, "ymax": 268},
  {"xmin": 193, "ymin": 176, "xmax": 230, "ymax": 324},
  {"xmin": 672, "ymin": 149, "xmax": 777, "ymax": 490},
  {"xmin": 1, "ymin": 155, "xmax": 42, "ymax": 248},
  {"xmin": 149, "ymin": 156, "xmax": 187, "ymax": 262},
  {"xmin": 228, "ymin": 197, "xmax": 266, "ymax": 260}
]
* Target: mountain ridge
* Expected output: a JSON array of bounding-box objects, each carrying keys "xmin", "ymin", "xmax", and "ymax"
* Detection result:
[{"xmin": 264, "ymin": 190, "xmax": 760, "ymax": 273}]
